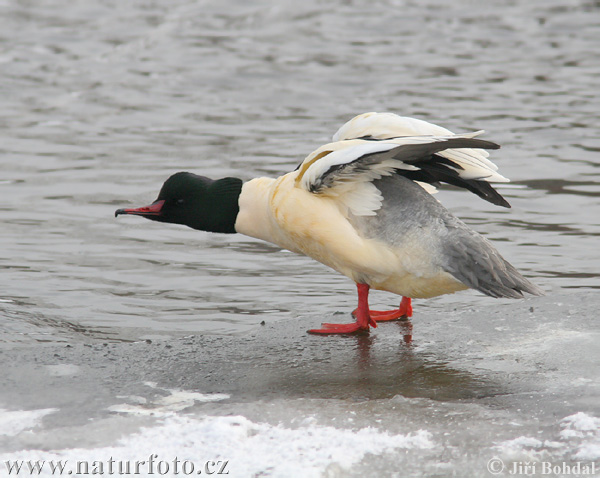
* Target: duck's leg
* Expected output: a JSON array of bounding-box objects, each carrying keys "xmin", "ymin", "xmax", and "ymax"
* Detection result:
[
  {"xmin": 308, "ymin": 283, "xmax": 376, "ymax": 334},
  {"xmin": 365, "ymin": 297, "xmax": 413, "ymax": 322}
]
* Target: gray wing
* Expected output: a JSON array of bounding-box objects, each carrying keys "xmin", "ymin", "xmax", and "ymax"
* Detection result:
[{"xmin": 351, "ymin": 175, "xmax": 543, "ymax": 298}]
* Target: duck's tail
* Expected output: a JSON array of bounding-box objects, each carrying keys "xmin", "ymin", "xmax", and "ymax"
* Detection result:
[{"xmin": 442, "ymin": 221, "xmax": 544, "ymax": 299}]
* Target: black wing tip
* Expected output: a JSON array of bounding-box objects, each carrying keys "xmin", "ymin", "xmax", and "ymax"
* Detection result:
[
  {"xmin": 489, "ymin": 192, "xmax": 511, "ymax": 209},
  {"xmin": 464, "ymin": 178, "xmax": 511, "ymax": 208},
  {"xmin": 482, "ymin": 140, "xmax": 501, "ymax": 150},
  {"xmin": 440, "ymin": 137, "xmax": 501, "ymax": 151}
]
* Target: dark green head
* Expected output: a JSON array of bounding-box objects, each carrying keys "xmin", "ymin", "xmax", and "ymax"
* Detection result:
[{"xmin": 115, "ymin": 172, "xmax": 243, "ymax": 234}]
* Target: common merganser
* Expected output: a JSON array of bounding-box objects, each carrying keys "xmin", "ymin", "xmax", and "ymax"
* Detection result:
[{"xmin": 116, "ymin": 112, "xmax": 543, "ymax": 335}]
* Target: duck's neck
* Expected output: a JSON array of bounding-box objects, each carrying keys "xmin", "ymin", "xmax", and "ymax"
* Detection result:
[{"xmin": 192, "ymin": 177, "xmax": 243, "ymax": 234}]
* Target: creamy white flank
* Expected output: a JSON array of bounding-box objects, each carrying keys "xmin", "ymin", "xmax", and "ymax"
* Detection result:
[{"xmin": 235, "ymin": 171, "xmax": 466, "ymax": 299}]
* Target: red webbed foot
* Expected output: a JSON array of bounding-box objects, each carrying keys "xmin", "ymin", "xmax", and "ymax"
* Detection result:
[
  {"xmin": 354, "ymin": 297, "xmax": 413, "ymax": 322},
  {"xmin": 308, "ymin": 322, "xmax": 371, "ymax": 335},
  {"xmin": 308, "ymin": 283, "xmax": 376, "ymax": 335}
]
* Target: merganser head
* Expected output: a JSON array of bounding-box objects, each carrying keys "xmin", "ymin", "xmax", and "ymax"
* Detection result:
[{"xmin": 115, "ymin": 172, "xmax": 243, "ymax": 234}]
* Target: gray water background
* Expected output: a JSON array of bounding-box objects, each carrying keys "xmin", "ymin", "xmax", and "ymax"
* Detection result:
[
  {"xmin": 2, "ymin": 0, "xmax": 598, "ymax": 341},
  {"xmin": 1, "ymin": 0, "xmax": 599, "ymax": 476}
]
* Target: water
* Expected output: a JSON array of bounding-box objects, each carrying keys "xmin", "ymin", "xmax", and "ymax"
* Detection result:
[{"xmin": 1, "ymin": 0, "xmax": 599, "ymax": 476}]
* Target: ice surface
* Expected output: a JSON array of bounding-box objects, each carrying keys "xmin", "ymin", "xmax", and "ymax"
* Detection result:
[
  {"xmin": 495, "ymin": 412, "xmax": 600, "ymax": 463},
  {"xmin": 1, "ymin": 292, "xmax": 598, "ymax": 477},
  {"xmin": 108, "ymin": 386, "xmax": 230, "ymax": 415},
  {"xmin": 0, "ymin": 408, "xmax": 57, "ymax": 437},
  {"xmin": 0, "ymin": 415, "xmax": 433, "ymax": 478}
]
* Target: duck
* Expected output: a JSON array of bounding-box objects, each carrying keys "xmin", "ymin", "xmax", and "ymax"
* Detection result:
[{"xmin": 115, "ymin": 112, "xmax": 543, "ymax": 335}]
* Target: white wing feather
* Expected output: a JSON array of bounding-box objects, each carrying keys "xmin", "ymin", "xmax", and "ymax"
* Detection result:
[
  {"xmin": 297, "ymin": 134, "xmax": 496, "ymax": 216},
  {"xmin": 332, "ymin": 112, "xmax": 508, "ymax": 183},
  {"xmin": 299, "ymin": 140, "xmax": 418, "ymax": 193}
]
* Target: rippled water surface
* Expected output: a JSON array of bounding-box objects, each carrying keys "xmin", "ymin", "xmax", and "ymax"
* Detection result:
[
  {"xmin": 2, "ymin": 0, "xmax": 599, "ymax": 340},
  {"xmin": 1, "ymin": 0, "xmax": 599, "ymax": 476}
]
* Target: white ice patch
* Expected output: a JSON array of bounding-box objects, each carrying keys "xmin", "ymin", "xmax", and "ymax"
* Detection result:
[
  {"xmin": 0, "ymin": 415, "xmax": 434, "ymax": 478},
  {"xmin": 561, "ymin": 413, "xmax": 600, "ymax": 460},
  {"xmin": 0, "ymin": 408, "xmax": 57, "ymax": 437},
  {"xmin": 108, "ymin": 384, "xmax": 230, "ymax": 416},
  {"xmin": 495, "ymin": 412, "xmax": 600, "ymax": 462}
]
